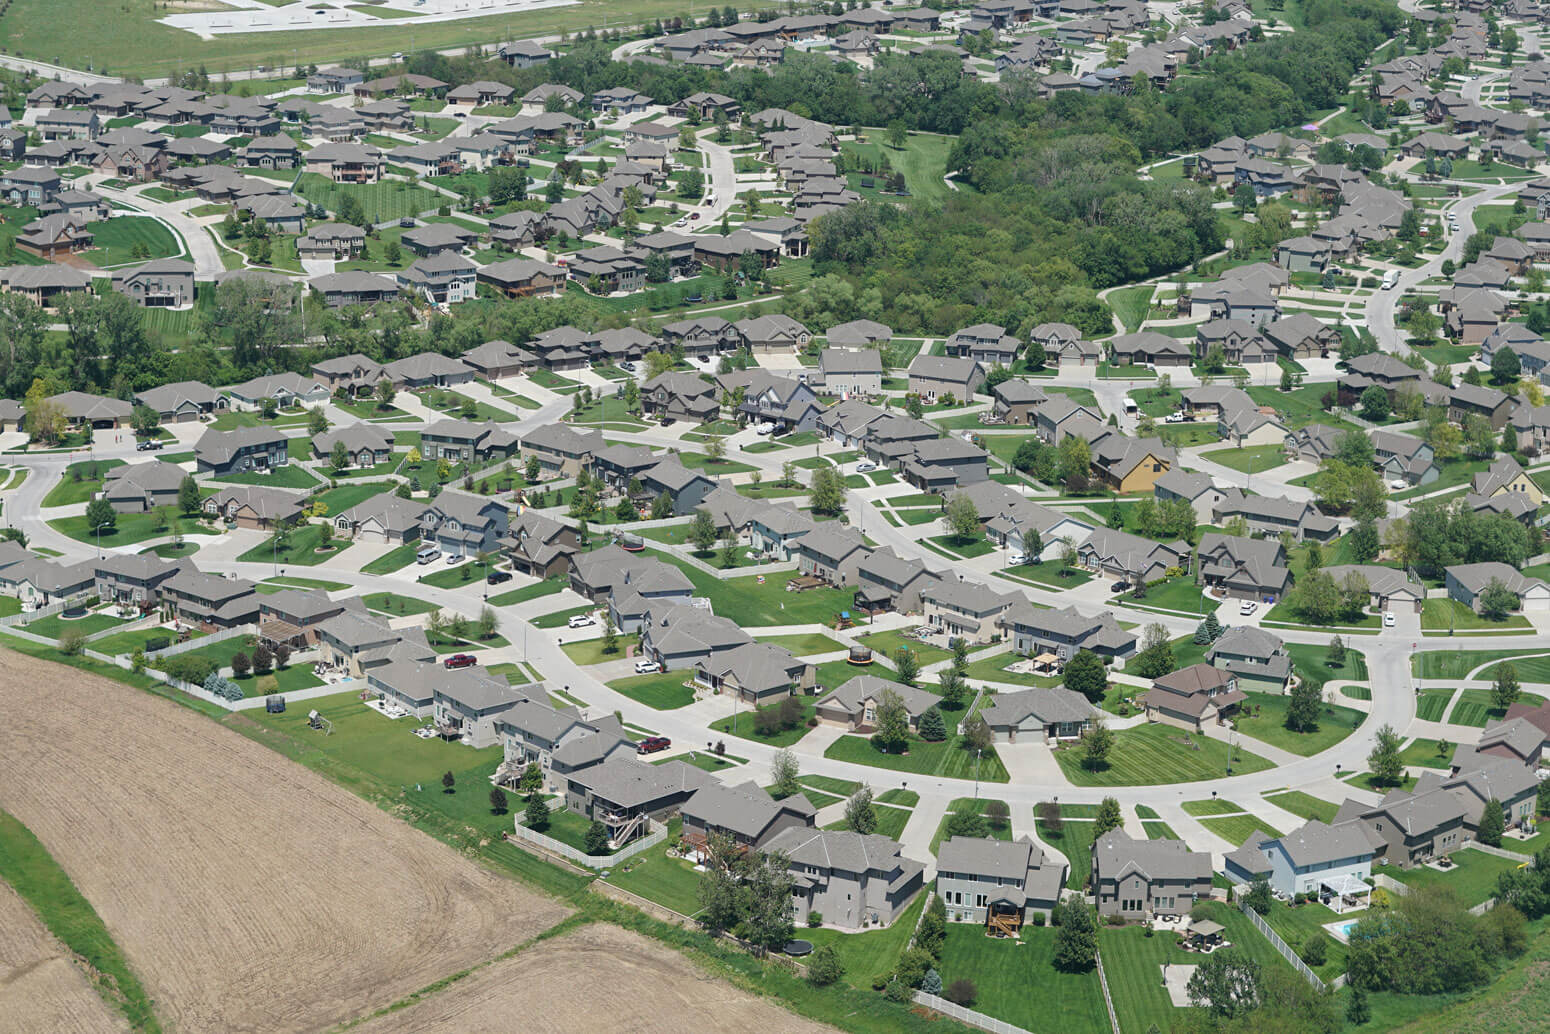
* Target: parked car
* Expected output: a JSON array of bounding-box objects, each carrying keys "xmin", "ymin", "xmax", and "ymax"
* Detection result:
[
  {"xmin": 1383, "ymin": 612, "xmax": 1396, "ymax": 628},
  {"xmin": 444, "ymin": 654, "xmax": 478, "ymax": 669},
  {"xmin": 855, "ymin": 460, "xmax": 877, "ymax": 473},
  {"xmin": 136, "ymin": 439, "xmax": 162, "ymax": 451},
  {"xmin": 1007, "ymin": 552, "xmax": 1028, "ymax": 566},
  {"xmin": 636, "ymin": 735, "xmax": 671, "ymax": 754},
  {"xmin": 620, "ymin": 360, "xmax": 636, "ymax": 371},
  {"xmin": 568, "ymin": 612, "xmax": 596, "ymax": 629},
  {"xmin": 755, "ymin": 422, "xmax": 775, "ymax": 435},
  {"xmin": 486, "ymin": 570, "xmax": 512, "ymax": 585},
  {"xmin": 445, "ymin": 553, "xmax": 463, "ymax": 565},
  {"xmin": 1110, "ymin": 581, "xmax": 1130, "ymax": 594},
  {"xmin": 634, "ymin": 658, "xmax": 662, "ymax": 674},
  {"xmin": 1164, "ymin": 412, "xmax": 1187, "ymax": 423},
  {"xmin": 1239, "ymin": 600, "xmax": 1257, "ymax": 616}
]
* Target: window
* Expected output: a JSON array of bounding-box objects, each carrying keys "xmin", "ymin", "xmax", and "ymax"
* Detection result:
[{"xmin": 975, "ymin": 894, "xmax": 987, "ymax": 908}]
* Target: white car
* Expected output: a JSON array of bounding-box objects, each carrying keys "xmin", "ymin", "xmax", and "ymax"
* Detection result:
[
  {"xmin": 1164, "ymin": 412, "xmax": 1187, "ymax": 423},
  {"xmin": 634, "ymin": 658, "xmax": 662, "ymax": 674},
  {"xmin": 856, "ymin": 460, "xmax": 877, "ymax": 473},
  {"xmin": 1389, "ymin": 479, "xmax": 1407, "ymax": 491},
  {"xmin": 444, "ymin": 554, "xmax": 463, "ymax": 565},
  {"xmin": 1008, "ymin": 552, "xmax": 1028, "ymax": 566},
  {"xmin": 1239, "ymin": 600, "xmax": 1257, "ymax": 616},
  {"xmin": 755, "ymin": 422, "xmax": 775, "ymax": 435},
  {"xmin": 568, "ymin": 613, "xmax": 597, "ymax": 629},
  {"xmin": 1383, "ymin": 612, "xmax": 1396, "ymax": 628}
]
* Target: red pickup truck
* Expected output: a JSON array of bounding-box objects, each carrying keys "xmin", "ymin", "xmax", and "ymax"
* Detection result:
[
  {"xmin": 444, "ymin": 654, "xmax": 478, "ymax": 670},
  {"xmin": 636, "ymin": 736, "xmax": 671, "ymax": 755}
]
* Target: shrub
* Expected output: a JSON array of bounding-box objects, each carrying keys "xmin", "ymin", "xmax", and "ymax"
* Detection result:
[
  {"xmin": 806, "ymin": 944, "xmax": 843, "ymax": 986},
  {"xmin": 807, "ymin": 910, "xmax": 823, "ymax": 928},
  {"xmin": 945, "ymin": 979, "xmax": 977, "ymax": 1007},
  {"xmin": 161, "ymin": 654, "xmax": 216, "ymax": 684},
  {"xmin": 1031, "ymin": 912, "xmax": 1046, "ymax": 926},
  {"xmin": 1300, "ymin": 933, "xmax": 1329, "ymax": 967},
  {"xmin": 883, "ymin": 978, "xmax": 912, "ymax": 1003},
  {"xmin": 144, "ymin": 635, "xmax": 170, "ymax": 652},
  {"xmin": 57, "ymin": 627, "xmax": 88, "ymax": 656},
  {"xmin": 1104, "ymin": 913, "xmax": 1126, "ymax": 926}
]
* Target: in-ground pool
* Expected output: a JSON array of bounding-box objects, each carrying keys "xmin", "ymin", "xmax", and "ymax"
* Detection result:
[{"xmin": 1325, "ymin": 919, "xmax": 1361, "ymax": 943}]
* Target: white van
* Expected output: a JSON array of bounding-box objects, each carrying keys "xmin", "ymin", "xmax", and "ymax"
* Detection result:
[
  {"xmin": 1381, "ymin": 269, "xmax": 1399, "ymax": 290},
  {"xmin": 416, "ymin": 545, "xmax": 440, "ymax": 565}
]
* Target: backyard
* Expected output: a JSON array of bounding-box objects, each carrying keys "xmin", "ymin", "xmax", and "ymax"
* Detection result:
[{"xmin": 936, "ymin": 926, "xmax": 1108, "ymax": 1034}]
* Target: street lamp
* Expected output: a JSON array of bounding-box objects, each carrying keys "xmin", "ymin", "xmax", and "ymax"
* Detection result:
[{"xmin": 94, "ymin": 520, "xmax": 111, "ymax": 560}]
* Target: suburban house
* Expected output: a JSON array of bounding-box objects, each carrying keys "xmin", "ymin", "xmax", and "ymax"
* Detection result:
[
  {"xmin": 1212, "ymin": 489, "xmax": 1339, "ymax": 543},
  {"xmin": 1195, "ymin": 533, "xmax": 1292, "ymax": 603},
  {"xmin": 1321, "ymin": 564, "xmax": 1425, "ymax": 614},
  {"xmin": 920, "ymin": 578, "xmax": 1020, "ymax": 644},
  {"xmin": 193, "ymin": 426, "xmax": 288, "ymax": 476},
  {"xmin": 225, "ymin": 372, "xmax": 331, "ymax": 410},
  {"xmin": 816, "ymin": 348, "xmax": 882, "ymax": 397},
  {"xmin": 569, "ymin": 546, "xmax": 691, "ymax": 603},
  {"xmin": 161, "ymin": 569, "xmax": 259, "ymax": 630},
  {"xmin": 980, "ymin": 687, "xmax": 1097, "ymax": 744},
  {"xmin": 769, "ymin": 827, "xmax": 926, "ymax": 931},
  {"xmin": 1143, "ymin": 663, "xmax": 1245, "ymax": 732},
  {"xmin": 794, "ymin": 524, "xmax": 871, "ymax": 586},
  {"xmin": 432, "ymin": 674, "xmax": 526, "ymax": 748},
  {"xmin": 990, "ymin": 380, "xmax": 1047, "ymax": 424},
  {"xmin": 1471, "ymin": 456, "xmax": 1544, "ymax": 508},
  {"xmin": 815, "ymin": 675, "xmax": 940, "ymax": 733},
  {"xmin": 1445, "ymin": 562, "xmax": 1550, "ymax": 613},
  {"xmin": 997, "ymin": 602, "xmax": 1138, "ymax": 662},
  {"xmin": 938, "ymin": 836, "xmax": 1068, "ymax": 928},
  {"xmin": 1091, "ymin": 830, "xmax": 1214, "ymax": 919},
  {"xmin": 1205, "ymin": 626, "xmax": 1292, "ymax": 694},
  {"xmin": 693, "ymin": 641, "xmax": 814, "ymax": 704},
  {"xmin": 1076, "ymin": 528, "xmax": 1189, "ymax": 585},
  {"xmin": 1154, "ymin": 470, "xmax": 1227, "ymax": 524},
  {"xmin": 679, "ymin": 780, "xmax": 817, "ymax": 859},
  {"xmin": 494, "ymin": 702, "xmax": 634, "ymax": 793},
  {"xmin": 111, "ymin": 258, "xmax": 196, "ymax": 308},
  {"xmin": 907, "ymin": 355, "xmax": 987, "ymax": 402},
  {"xmin": 93, "ymin": 554, "xmax": 186, "ymax": 609},
  {"xmin": 383, "ymin": 351, "xmax": 476, "ymax": 389},
  {"xmin": 101, "ymin": 461, "xmax": 186, "ymax": 513},
  {"xmin": 503, "ymin": 510, "xmax": 580, "ymax": 580},
  {"xmin": 519, "ymin": 424, "xmax": 604, "ymax": 478},
  {"xmin": 638, "ymin": 606, "xmax": 753, "ymax": 672},
  {"xmin": 313, "ymin": 425, "xmax": 394, "ymax": 469},
  {"xmin": 257, "ymin": 589, "xmax": 357, "ymax": 647},
  {"xmin": 202, "ymin": 485, "xmax": 308, "ymax": 531},
  {"xmin": 421, "ymin": 419, "xmax": 520, "ymax": 465},
  {"xmin": 333, "ymin": 493, "xmax": 429, "ymax": 545},
  {"xmin": 133, "ymin": 380, "xmax": 227, "ymax": 423},
  {"xmin": 854, "ymin": 547, "xmax": 939, "ymax": 614},
  {"xmin": 461, "ymin": 338, "xmax": 539, "ymax": 379},
  {"xmin": 419, "ymin": 490, "xmax": 510, "ymax": 557},
  {"xmin": 1225, "ymin": 821, "xmax": 1376, "ymax": 905},
  {"xmin": 1089, "ymin": 433, "xmax": 1173, "ymax": 493}
]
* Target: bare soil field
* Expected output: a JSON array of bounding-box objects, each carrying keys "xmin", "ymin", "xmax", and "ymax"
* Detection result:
[
  {"xmin": 0, "ymin": 881, "xmax": 130, "ymax": 1034},
  {"xmin": 0, "ymin": 651, "xmax": 571, "ymax": 1034},
  {"xmin": 354, "ymin": 922, "xmax": 838, "ymax": 1034}
]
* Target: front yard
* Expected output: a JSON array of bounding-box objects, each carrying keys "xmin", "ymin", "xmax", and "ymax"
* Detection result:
[{"xmin": 1053, "ymin": 723, "xmax": 1273, "ymax": 787}]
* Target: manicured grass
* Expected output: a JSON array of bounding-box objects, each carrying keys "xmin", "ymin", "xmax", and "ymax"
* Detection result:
[
  {"xmin": 532, "ymin": 604, "xmax": 599, "ymax": 629},
  {"xmin": 24, "ymin": 609, "xmax": 128, "ymax": 639},
  {"xmin": 1447, "ymin": 689, "xmax": 1546, "ymax": 728},
  {"xmin": 1122, "ymin": 576, "xmax": 1209, "ymax": 615},
  {"xmin": 710, "ymin": 696, "xmax": 817, "ymax": 748},
  {"xmin": 644, "ymin": 552, "xmax": 861, "ymax": 627},
  {"xmin": 296, "ymin": 173, "xmax": 445, "ymax": 224},
  {"xmin": 1099, "ymin": 902, "xmax": 1288, "ymax": 1034},
  {"xmin": 489, "ymin": 579, "xmax": 567, "ymax": 607},
  {"xmin": 1400, "ymin": 737, "xmax": 1457, "ymax": 770},
  {"xmin": 0, "ymin": 596, "xmax": 24, "ymax": 618},
  {"xmin": 962, "ymin": 649, "xmax": 1065, "ymax": 689},
  {"xmin": 1389, "ymin": 848, "xmax": 1522, "ymax": 906},
  {"xmin": 0, "ymin": 808, "xmax": 162, "ymax": 1033},
  {"xmin": 1263, "ymin": 595, "xmax": 1381, "ymax": 630},
  {"xmin": 754, "ymin": 632, "xmax": 844, "ymax": 656},
  {"xmin": 1285, "ymin": 642, "xmax": 1368, "ymax": 692},
  {"xmin": 1036, "ymin": 809, "xmax": 1099, "ymax": 890},
  {"xmin": 211, "ymin": 464, "xmax": 321, "ymax": 490},
  {"xmin": 1054, "ymin": 722, "xmax": 1273, "ymax": 787},
  {"xmin": 360, "ymin": 541, "xmax": 422, "ymax": 575},
  {"xmin": 236, "ymin": 523, "xmax": 351, "ymax": 567},
  {"xmin": 925, "ymin": 533, "xmax": 995, "ymax": 559},
  {"xmin": 1181, "ymin": 798, "xmax": 1243, "ymax": 817},
  {"xmin": 1343, "ymin": 770, "xmax": 1418, "ymax": 794},
  {"xmin": 878, "ymin": 788, "xmax": 919, "ymax": 806},
  {"xmin": 86, "ymin": 625, "xmax": 205, "ymax": 658},
  {"xmin": 856, "ymin": 628, "xmax": 951, "ymax": 668},
  {"xmin": 607, "ymin": 670, "xmax": 696, "ymax": 710},
  {"xmin": 41, "ymin": 458, "xmax": 125, "ymax": 506},
  {"xmin": 1261, "ymin": 898, "xmax": 1348, "ymax": 981},
  {"xmin": 1263, "ymin": 790, "xmax": 1338, "ymax": 824},
  {"xmin": 418, "ymin": 562, "xmax": 485, "ymax": 589},
  {"xmin": 80, "ymin": 215, "xmax": 182, "ymax": 268},
  {"xmin": 1199, "ymin": 812, "xmax": 1281, "ymax": 845},
  {"xmin": 362, "ymin": 592, "xmax": 438, "ymax": 617},
  {"xmin": 602, "ymin": 836, "xmax": 704, "ymax": 917},
  {"xmin": 1421, "ymin": 597, "xmax": 1533, "ymax": 633},
  {"xmin": 929, "ymin": 798, "xmax": 1013, "ymax": 855},
  {"xmin": 842, "ymin": 130, "xmax": 957, "ymax": 202},
  {"xmin": 804, "ymin": 890, "xmax": 927, "ymax": 990},
  {"xmin": 1232, "ymin": 691, "xmax": 1365, "ymax": 757},
  {"xmin": 999, "ymin": 558, "xmax": 1094, "ymax": 590},
  {"xmin": 48, "ymin": 510, "xmax": 219, "ymax": 547},
  {"xmin": 311, "ymin": 480, "xmax": 393, "ymax": 515},
  {"xmin": 825, "ymin": 731, "xmax": 1010, "ymax": 782},
  {"xmin": 1200, "ymin": 444, "xmax": 1288, "ymax": 474},
  {"xmin": 233, "ymin": 662, "xmax": 325, "ymax": 698},
  {"xmin": 560, "ymin": 634, "xmax": 638, "ymax": 667},
  {"xmin": 1108, "ymin": 284, "xmax": 1155, "ymax": 333},
  {"xmin": 936, "ymin": 925, "xmax": 1108, "ymax": 1034},
  {"xmin": 1411, "ymin": 649, "xmax": 1550, "ymax": 681}
]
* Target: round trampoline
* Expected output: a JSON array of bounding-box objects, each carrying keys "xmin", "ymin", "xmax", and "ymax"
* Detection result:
[{"xmin": 784, "ymin": 939, "xmax": 814, "ymax": 957}]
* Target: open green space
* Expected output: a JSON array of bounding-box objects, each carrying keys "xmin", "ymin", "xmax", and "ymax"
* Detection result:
[
  {"xmin": 841, "ymin": 130, "xmax": 956, "ymax": 203},
  {"xmin": 1447, "ymin": 688, "xmax": 1546, "ymax": 728},
  {"xmin": 1286, "ymin": 641, "xmax": 1368, "ymax": 692},
  {"xmin": 1421, "ymin": 597, "xmax": 1533, "ymax": 633},
  {"xmin": 1416, "ymin": 687, "xmax": 1456, "ymax": 723},
  {"xmin": 1260, "ymin": 898, "xmax": 1349, "ymax": 981},
  {"xmin": 1200, "ymin": 444, "xmax": 1288, "ymax": 474},
  {"xmin": 211, "ymin": 464, "xmax": 321, "ymax": 490},
  {"xmin": 86, "ymin": 625, "xmax": 204, "ymax": 658},
  {"xmin": 607, "ymin": 670, "xmax": 695, "ymax": 710},
  {"xmin": 601, "ymin": 825, "xmax": 703, "ymax": 917},
  {"xmin": 643, "ymin": 552, "xmax": 860, "ymax": 627},
  {"xmin": 362, "ymin": 592, "xmax": 438, "ymax": 617},
  {"xmin": 489, "ymin": 579, "xmax": 568, "ymax": 607},
  {"xmin": 80, "ymin": 215, "xmax": 183, "ymax": 268},
  {"xmin": 961, "ymin": 649, "xmax": 1063, "ymax": 689},
  {"xmin": 825, "ymin": 731, "xmax": 1009, "ymax": 783},
  {"xmin": 1232, "ymin": 691, "xmax": 1365, "ymax": 756},
  {"xmin": 1263, "ymin": 790, "xmax": 1338, "ymax": 824},
  {"xmin": 1199, "ymin": 812, "xmax": 1281, "ymax": 845},
  {"xmin": 560, "ymin": 634, "xmax": 638, "ymax": 668},
  {"xmin": 1054, "ymin": 723, "xmax": 1273, "ymax": 787},
  {"xmin": 1122, "ymin": 576, "xmax": 1209, "ymax": 615},
  {"xmin": 1108, "ymin": 284, "xmax": 1155, "ymax": 333},
  {"xmin": 237, "ymin": 523, "xmax": 351, "ymax": 567},
  {"xmin": 42, "ymin": 459, "xmax": 125, "ymax": 506},
  {"xmin": 753, "ymin": 632, "xmax": 844, "ymax": 656},
  {"xmin": 23, "ymin": 608, "xmax": 128, "ymax": 640},
  {"xmin": 711, "ymin": 696, "xmax": 817, "ymax": 748},
  {"xmin": 928, "ymin": 798, "xmax": 1012, "ymax": 855},
  {"xmin": 1412, "ymin": 649, "xmax": 1550, "ymax": 681},
  {"xmin": 0, "ymin": 807, "xmax": 162, "ymax": 1033},
  {"xmin": 924, "ymin": 533, "xmax": 996, "ymax": 559},
  {"xmin": 999, "ymin": 557, "xmax": 1095, "ymax": 590},
  {"xmin": 296, "ymin": 173, "xmax": 444, "ymax": 224},
  {"xmin": 311, "ymin": 480, "xmax": 393, "ymax": 516},
  {"xmin": 48, "ymin": 510, "xmax": 219, "ymax": 548},
  {"xmin": 936, "ymin": 925, "xmax": 1109, "ymax": 1034}
]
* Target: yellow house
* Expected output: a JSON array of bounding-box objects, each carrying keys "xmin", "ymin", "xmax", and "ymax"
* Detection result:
[
  {"xmin": 1092, "ymin": 433, "xmax": 1172, "ymax": 493},
  {"xmin": 1472, "ymin": 456, "xmax": 1544, "ymax": 507}
]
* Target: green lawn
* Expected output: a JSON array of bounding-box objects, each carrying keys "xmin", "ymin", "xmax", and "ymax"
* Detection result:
[
  {"xmin": 24, "ymin": 609, "xmax": 128, "ymax": 640},
  {"xmin": 560, "ymin": 634, "xmax": 637, "ymax": 667},
  {"xmin": 1389, "ymin": 848, "xmax": 1522, "ymax": 906},
  {"xmin": 607, "ymin": 670, "xmax": 695, "ymax": 710},
  {"xmin": 825, "ymin": 731, "xmax": 1009, "ymax": 782},
  {"xmin": 1035, "ymin": 809, "xmax": 1100, "ymax": 890},
  {"xmin": 41, "ymin": 459, "xmax": 125, "ymax": 506},
  {"xmin": 710, "ymin": 696, "xmax": 816, "ymax": 748},
  {"xmin": 804, "ymin": 891, "xmax": 927, "ymax": 990},
  {"xmin": 1416, "ymin": 687, "xmax": 1455, "ymax": 722},
  {"xmin": 296, "ymin": 172, "xmax": 445, "ymax": 224},
  {"xmin": 360, "ymin": 541, "xmax": 422, "ymax": 575},
  {"xmin": 1108, "ymin": 284, "xmax": 1155, "ymax": 333},
  {"xmin": 419, "ymin": 562, "xmax": 486, "ymax": 589},
  {"xmin": 1286, "ymin": 642, "xmax": 1368, "ymax": 692},
  {"xmin": 925, "ymin": 533, "xmax": 995, "ymax": 559},
  {"xmin": 79, "ymin": 215, "xmax": 182, "ymax": 268},
  {"xmin": 999, "ymin": 558, "xmax": 1094, "ymax": 590},
  {"xmin": 754, "ymin": 632, "xmax": 844, "ymax": 656},
  {"xmin": 232, "ymin": 663, "xmax": 325, "ymax": 698},
  {"xmin": 856, "ymin": 628, "xmax": 951, "ymax": 668},
  {"xmin": 842, "ymin": 130, "xmax": 957, "ymax": 202},
  {"xmin": 929, "ymin": 798, "xmax": 1014, "ymax": 855},
  {"xmin": 0, "ymin": 808, "xmax": 160, "ymax": 1033},
  {"xmin": 1200, "ymin": 812, "xmax": 1281, "ymax": 845},
  {"xmin": 643, "ymin": 553, "xmax": 860, "ymax": 627},
  {"xmin": 1263, "ymin": 790, "xmax": 1338, "ymax": 824},
  {"xmin": 1122, "ymin": 577, "xmax": 1209, "ymax": 616},
  {"xmin": 1447, "ymin": 689, "xmax": 1546, "ymax": 728},
  {"xmin": 1200, "ymin": 444, "xmax": 1288, "ymax": 474},
  {"xmin": 1400, "ymin": 737, "xmax": 1456, "ymax": 770},
  {"xmin": 489, "ymin": 579, "xmax": 566, "ymax": 607},
  {"xmin": 211, "ymin": 464, "xmax": 321, "ymax": 490},
  {"xmin": 1411, "ymin": 649, "xmax": 1550, "ymax": 680},
  {"xmin": 1261, "ymin": 899, "xmax": 1349, "ymax": 981},
  {"xmin": 86, "ymin": 624, "xmax": 205, "ymax": 658},
  {"xmin": 311, "ymin": 480, "xmax": 393, "ymax": 516},
  {"xmin": 236, "ymin": 523, "xmax": 351, "ymax": 567},
  {"xmin": 601, "ymin": 831, "xmax": 704, "ymax": 917},
  {"xmin": 531, "ymin": 604, "xmax": 598, "ymax": 630},
  {"xmin": 1054, "ymin": 723, "xmax": 1273, "ymax": 787},
  {"xmin": 48, "ymin": 510, "xmax": 220, "ymax": 548},
  {"xmin": 362, "ymin": 592, "xmax": 438, "ymax": 617},
  {"xmin": 1232, "ymin": 692, "xmax": 1365, "ymax": 757},
  {"xmin": 936, "ymin": 925, "xmax": 1109, "ymax": 1034},
  {"xmin": 961, "ymin": 650, "xmax": 1065, "ymax": 689},
  {"xmin": 1421, "ymin": 597, "xmax": 1532, "ymax": 633}
]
